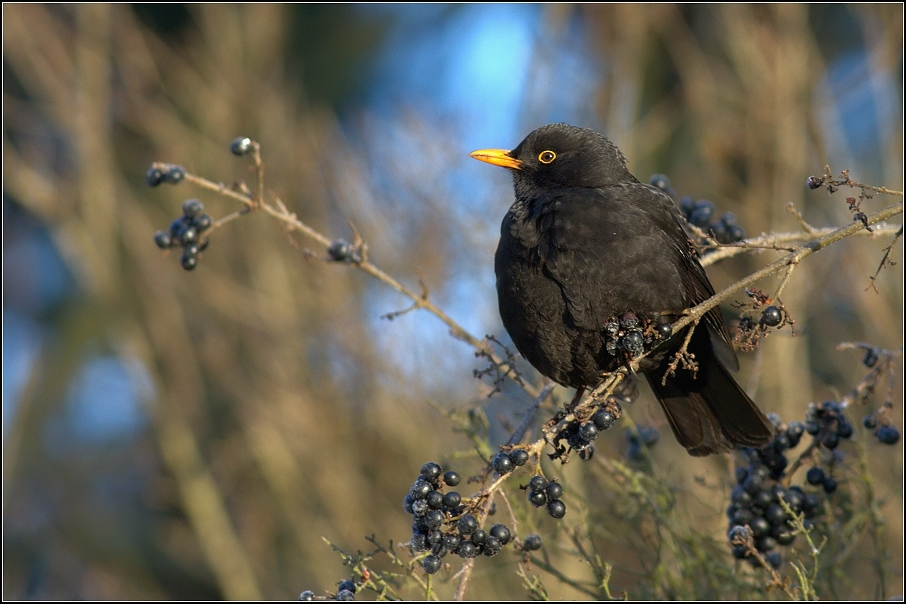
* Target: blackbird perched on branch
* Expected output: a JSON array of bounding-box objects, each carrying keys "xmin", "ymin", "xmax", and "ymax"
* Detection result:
[{"xmin": 470, "ymin": 123, "xmax": 773, "ymax": 456}]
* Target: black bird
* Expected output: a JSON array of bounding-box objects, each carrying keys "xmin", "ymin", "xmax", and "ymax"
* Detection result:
[{"xmin": 470, "ymin": 123, "xmax": 773, "ymax": 456}]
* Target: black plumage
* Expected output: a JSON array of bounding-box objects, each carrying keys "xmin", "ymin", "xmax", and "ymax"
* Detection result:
[{"xmin": 471, "ymin": 123, "xmax": 773, "ymax": 456}]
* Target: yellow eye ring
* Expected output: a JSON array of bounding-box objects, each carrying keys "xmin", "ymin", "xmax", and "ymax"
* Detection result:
[{"xmin": 538, "ymin": 150, "xmax": 556, "ymax": 164}]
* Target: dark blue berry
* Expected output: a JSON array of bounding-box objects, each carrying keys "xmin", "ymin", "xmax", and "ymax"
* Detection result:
[
  {"xmin": 731, "ymin": 508, "xmax": 754, "ymax": 526},
  {"xmin": 578, "ymin": 422, "xmax": 599, "ymax": 443},
  {"xmin": 656, "ymin": 322, "xmax": 673, "ymax": 339},
  {"xmin": 337, "ymin": 580, "xmax": 356, "ymax": 594},
  {"xmin": 458, "ymin": 514, "xmax": 478, "ymax": 534},
  {"xmin": 180, "ymin": 253, "xmax": 198, "ymax": 271},
  {"xmin": 492, "ymin": 452, "xmax": 514, "ymax": 474},
  {"xmin": 822, "ymin": 432, "xmax": 839, "ymax": 450},
  {"xmin": 749, "ymin": 517, "xmax": 770, "ymax": 538},
  {"xmin": 727, "ymin": 525, "xmax": 750, "ymax": 542},
  {"xmin": 528, "ymin": 476, "xmax": 548, "ymax": 492},
  {"xmin": 545, "ymin": 482, "xmax": 563, "ymax": 501},
  {"xmin": 822, "ymin": 477, "xmax": 838, "ymax": 494},
  {"xmin": 470, "ymin": 529, "xmax": 487, "ymax": 546},
  {"xmin": 299, "ymin": 591, "xmax": 315, "ymax": 601},
  {"xmin": 422, "ymin": 554, "xmax": 442, "ymax": 574},
  {"xmin": 489, "ymin": 524, "xmax": 511, "ymax": 545},
  {"xmin": 620, "ymin": 331, "xmax": 644, "ymax": 356},
  {"xmin": 509, "ymin": 449, "xmax": 529, "ymax": 466},
  {"xmin": 230, "ymin": 136, "xmax": 253, "ymax": 156},
  {"xmin": 679, "ymin": 196, "xmax": 696, "ymax": 216},
  {"xmin": 592, "ymin": 409, "xmax": 615, "ymax": 431},
  {"xmin": 766, "ymin": 551, "xmax": 783, "ymax": 569},
  {"xmin": 442, "ymin": 492, "xmax": 461, "ymax": 509},
  {"xmin": 443, "ymin": 471, "xmax": 461, "ymax": 487},
  {"xmin": 178, "ymin": 225, "xmax": 198, "ymax": 246},
  {"xmin": 528, "ymin": 490, "xmax": 547, "ymax": 507},
  {"xmin": 410, "ymin": 499, "xmax": 428, "ymax": 517},
  {"xmin": 523, "ymin": 534, "xmax": 543, "ymax": 551},
  {"xmin": 164, "ymin": 165, "xmax": 185, "ymax": 184},
  {"xmin": 153, "ymin": 230, "xmax": 173, "ymax": 249},
  {"xmin": 802, "ymin": 494, "xmax": 822, "ymax": 516},
  {"xmin": 877, "ymin": 425, "xmax": 900, "ymax": 445},
  {"xmin": 420, "ymin": 462, "xmax": 442, "ymax": 482},
  {"xmin": 336, "ymin": 590, "xmax": 355, "ymax": 601},
  {"xmin": 547, "ymin": 500, "xmax": 566, "ymax": 519},
  {"xmin": 192, "ymin": 213, "xmax": 213, "ymax": 233},
  {"xmin": 482, "ymin": 535, "xmax": 502, "ymax": 556},
  {"xmin": 836, "ymin": 419, "xmax": 853, "ymax": 439},
  {"xmin": 863, "ymin": 414, "xmax": 878, "ymax": 429},
  {"xmin": 443, "ymin": 533, "xmax": 462, "ymax": 551},
  {"xmin": 688, "ymin": 200, "xmax": 715, "ymax": 227},
  {"xmin": 410, "ymin": 479, "xmax": 432, "ymax": 500},
  {"xmin": 755, "ymin": 536, "xmax": 777, "ymax": 552},
  {"xmin": 727, "ymin": 224, "xmax": 746, "ymax": 242},
  {"xmin": 806, "ymin": 467, "xmax": 825, "ymax": 485},
  {"xmin": 649, "ymin": 174, "xmax": 673, "ymax": 195},
  {"xmin": 765, "ymin": 504, "xmax": 787, "ymax": 526},
  {"xmin": 425, "ymin": 491, "xmax": 443, "ymax": 510},
  {"xmin": 328, "ymin": 239, "xmax": 353, "ymax": 262},
  {"xmin": 806, "ymin": 175, "xmax": 822, "ymax": 190},
  {"xmin": 182, "ymin": 198, "xmax": 203, "ymax": 218},
  {"xmin": 457, "ymin": 541, "xmax": 478, "ymax": 558},
  {"xmin": 146, "ymin": 167, "xmax": 164, "ymax": 187},
  {"xmin": 170, "ymin": 217, "xmax": 187, "ymax": 238},
  {"xmin": 730, "ymin": 486, "xmax": 751, "ymax": 508},
  {"xmin": 761, "ymin": 306, "xmax": 782, "ymax": 327}
]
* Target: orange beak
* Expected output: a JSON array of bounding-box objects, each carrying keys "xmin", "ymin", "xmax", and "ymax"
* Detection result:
[{"xmin": 469, "ymin": 148, "xmax": 523, "ymax": 170}]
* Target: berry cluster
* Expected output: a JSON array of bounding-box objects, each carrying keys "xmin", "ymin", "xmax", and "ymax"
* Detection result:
[
  {"xmin": 548, "ymin": 406, "xmax": 622, "ymax": 462},
  {"xmin": 734, "ymin": 297, "xmax": 793, "ymax": 352},
  {"xmin": 525, "ymin": 475, "xmax": 567, "ymax": 519},
  {"xmin": 402, "ymin": 462, "xmax": 519, "ymax": 574},
  {"xmin": 726, "ymin": 417, "xmax": 819, "ymax": 569},
  {"xmin": 153, "ymin": 199, "xmax": 213, "ymax": 270},
  {"xmin": 298, "ymin": 578, "xmax": 357, "ymax": 601},
  {"xmin": 146, "ymin": 163, "xmax": 185, "ymax": 187},
  {"xmin": 863, "ymin": 410, "xmax": 900, "ymax": 445},
  {"xmin": 648, "ymin": 174, "xmax": 745, "ymax": 244},
  {"xmin": 603, "ymin": 312, "xmax": 673, "ymax": 360}
]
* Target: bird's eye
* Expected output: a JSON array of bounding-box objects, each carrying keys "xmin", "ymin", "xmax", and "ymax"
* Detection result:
[{"xmin": 538, "ymin": 150, "xmax": 556, "ymax": 164}]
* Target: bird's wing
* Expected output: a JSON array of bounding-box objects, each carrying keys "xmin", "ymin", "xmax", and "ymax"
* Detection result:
[{"xmin": 534, "ymin": 184, "xmax": 739, "ymax": 371}]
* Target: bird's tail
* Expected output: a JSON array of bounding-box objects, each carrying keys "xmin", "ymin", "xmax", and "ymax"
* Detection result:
[{"xmin": 645, "ymin": 332, "xmax": 774, "ymax": 456}]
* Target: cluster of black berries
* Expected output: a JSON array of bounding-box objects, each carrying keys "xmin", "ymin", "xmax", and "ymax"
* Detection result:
[
  {"xmin": 403, "ymin": 463, "xmax": 518, "ymax": 574},
  {"xmin": 146, "ymin": 163, "xmax": 185, "ymax": 187},
  {"xmin": 625, "ymin": 425, "xmax": 660, "ymax": 461},
  {"xmin": 863, "ymin": 410, "xmax": 900, "ymax": 445},
  {"xmin": 491, "ymin": 449, "xmax": 529, "ymax": 475},
  {"xmin": 603, "ymin": 312, "xmax": 673, "ymax": 360},
  {"xmin": 298, "ymin": 578, "xmax": 357, "ymax": 601},
  {"xmin": 803, "ymin": 401, "xmax": 854, "ymax": 464},
  {"xmin": 153, "ymin": 199, "xmax": 213, "ymax": 270},
  {"xmin": 525, "ymin": 475, "xmax": 567, "ymax": 519},
  {"xmin": 649, "ymin": 174, "xmax": 745, "ymax": 244},
  {"xmin": 550, "ymin": 408, "xmax": 618, "ymax": 463},
  {"xmin": 738, "ymin": 305, "xmax": 784, "ymax": 332},
  {"xmin": 735, "ymin": 304, "xmax": 792, "ymax": 352},
  {"xmin": 727, "ymin": 415, "xmax": 827, "ymax": 569}
]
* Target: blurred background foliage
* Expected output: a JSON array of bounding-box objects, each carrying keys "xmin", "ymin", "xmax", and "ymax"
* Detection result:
[{"xmin": 2, "ymin": 4, "xmax": 902, "ymax": 600}]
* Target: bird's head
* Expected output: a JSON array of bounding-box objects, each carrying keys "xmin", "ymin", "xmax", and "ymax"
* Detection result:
[{"xmin": 470, "ymin": 123, "xmax": 635, "ymax": 201}]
